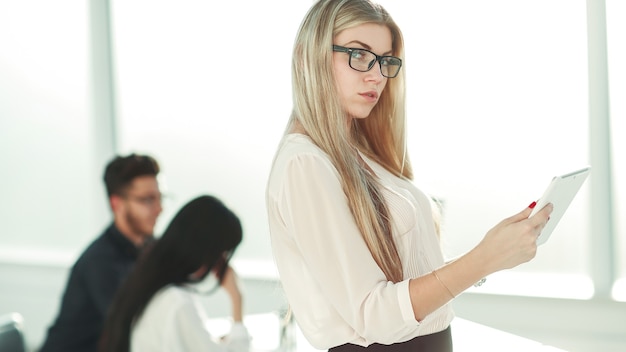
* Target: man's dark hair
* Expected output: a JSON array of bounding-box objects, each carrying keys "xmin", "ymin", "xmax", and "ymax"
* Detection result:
[{"xmin": 103, "ymin": 154, "xmax": 160, "ymax": 197}]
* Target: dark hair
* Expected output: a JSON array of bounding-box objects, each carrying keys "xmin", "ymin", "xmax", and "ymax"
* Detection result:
[
  {"xmin": 98, "ymin": 195, "xmax": 243, "ymax": 352},
  {"xmin": 103, "ymin": 154, "xmax": 160, "ymax": 196}
]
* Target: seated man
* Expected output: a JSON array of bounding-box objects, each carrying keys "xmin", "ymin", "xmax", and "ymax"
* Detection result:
[{"xmin": 39, "ymin": 153, "xmax": 163, "ymax": 352}]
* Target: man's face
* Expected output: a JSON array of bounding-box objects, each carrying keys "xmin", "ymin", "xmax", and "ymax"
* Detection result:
[{"xmin": 118, "ymin": 175, "xmax": 162, "ymax": 239}]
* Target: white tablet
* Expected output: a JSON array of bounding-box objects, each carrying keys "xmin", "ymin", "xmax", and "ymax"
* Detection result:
[{"xmin": 530, "ymin": 166, "xmax": 591, "ymax": 245}]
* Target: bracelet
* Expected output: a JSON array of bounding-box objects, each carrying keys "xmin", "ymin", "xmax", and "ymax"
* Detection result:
[
  {"xmin": 474, "ymin": 277, "xmax": 487, "ymax": 287},
  {"xmin": 432, "ymin": 269, "xmax": 455, "ymax": 299}
]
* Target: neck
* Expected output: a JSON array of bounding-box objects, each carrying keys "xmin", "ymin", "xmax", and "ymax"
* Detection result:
[
  {"xmin": 113, "ymin": 219, "xmax": 147, "ymax": 247},
  {"xmin": 288, "ymin": 119, "xmax": 307, "ymax": 135}
]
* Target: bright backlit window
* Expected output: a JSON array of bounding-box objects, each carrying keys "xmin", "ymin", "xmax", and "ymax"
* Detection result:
[
  {"xmin": 0, "ymin": 0, "xmax": 99, "ymax": 257},
  {"xmin": 110, "ymin": 0, "xmax": 313, "ymax": 261},
  {"xmin": 380, "ymin": 0, "xmax": 590, "ymax": 297}
]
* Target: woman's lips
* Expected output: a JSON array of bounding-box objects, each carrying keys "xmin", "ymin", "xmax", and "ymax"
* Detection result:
[{"xmin": 359, "ymin": 91, "xmax": 379, "ymax": 103}]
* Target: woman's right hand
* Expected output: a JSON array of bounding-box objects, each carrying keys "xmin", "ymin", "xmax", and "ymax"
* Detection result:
[
  {"xmin": 220, "ymin": 266, "xmax": 242, "ymax": 300},
  {"xmin": 476, "ymin": 202, "xmax": 554, "ymax": 273},
  {"xmin": 408, "ymin": 202, "xmax": 554, "ymax": 321}
]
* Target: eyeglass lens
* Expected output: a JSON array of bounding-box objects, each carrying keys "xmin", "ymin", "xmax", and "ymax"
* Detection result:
[
  {"xmin": 125, "ymin": 194, "xmax": 163, "ymax": 207},
  {"xmin": 349, "ymin": 49, "xmax": 401, "ymax": 78}
]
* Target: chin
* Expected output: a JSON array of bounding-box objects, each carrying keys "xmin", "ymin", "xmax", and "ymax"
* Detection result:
[{"xmin": 349, "ymin": 110, "xmax": 374, "ymax": 120}]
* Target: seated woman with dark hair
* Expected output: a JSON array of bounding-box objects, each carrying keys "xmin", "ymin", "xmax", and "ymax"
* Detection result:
[{"xmin": 99, "ymin": 195, "xmax": 250, "ymax": 352}]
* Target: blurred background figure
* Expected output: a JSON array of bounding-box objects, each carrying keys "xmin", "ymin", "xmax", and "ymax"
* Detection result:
[
  {"xmin": 39, "ymin": 153, "xmax": 162, "ymax": 352},
  {"xmin": 99, "ymin": 195, "xmax": 250, "ymax": 352}
]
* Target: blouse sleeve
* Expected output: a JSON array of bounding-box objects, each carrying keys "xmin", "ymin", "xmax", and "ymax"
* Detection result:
[{"xmin": 269, "ymin": 150, "xmax": 418, "ymax": 345}]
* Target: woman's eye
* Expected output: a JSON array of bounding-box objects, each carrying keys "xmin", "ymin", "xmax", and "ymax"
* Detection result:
[
  {"xmin": 381, "ymin": 57, "xmax": 394, "ymax": 66},
  {"xmin": 351, "ymin": 50, "xmax": 368, "ymax": 61}
]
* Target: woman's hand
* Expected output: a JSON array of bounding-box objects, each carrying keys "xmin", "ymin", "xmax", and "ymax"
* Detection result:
[
  {"xmin": 476, "ymin": 202, "xmax": 554, "ymax": 273},
  {"xmin": 219, "ymin": 265, "xmax": 244, "ymax": 322},
  {"xmin": 409, "ymin": 202, "xmax": 554, "ymax": 321}
]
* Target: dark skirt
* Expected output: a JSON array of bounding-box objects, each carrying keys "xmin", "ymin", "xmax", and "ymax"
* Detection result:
[{"xmin": 328, "ymin": 326, "xmax": 452, "ymax": 352}]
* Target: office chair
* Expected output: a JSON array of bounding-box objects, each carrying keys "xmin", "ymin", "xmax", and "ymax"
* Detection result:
[{"xmin": 0, "ymin": 312, "xmax": 26, "ymax": 352}]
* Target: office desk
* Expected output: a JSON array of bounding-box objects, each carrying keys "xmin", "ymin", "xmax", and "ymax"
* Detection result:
[
  {"xmin": 206, "ymin": 313, "xmax": 567, "ymax": 352},
  {"xmin": 450, "ymin": 318, "xmax": 566, "ymax": 352}
]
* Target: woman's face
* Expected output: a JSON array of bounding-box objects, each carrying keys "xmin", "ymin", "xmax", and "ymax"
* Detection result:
[{"xmin": 332, "ymin": 23, "xmax": 392, "ymax": 120}]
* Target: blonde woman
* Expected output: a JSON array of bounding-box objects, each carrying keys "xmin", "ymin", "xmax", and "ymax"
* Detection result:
[{"xmin": 265, "ymin": 0, "xmax": 553, "ymax": 351}]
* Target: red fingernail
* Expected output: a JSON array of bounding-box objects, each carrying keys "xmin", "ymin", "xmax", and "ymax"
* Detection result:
[{"xmin": 528, "ymin": 201, "xmax": 537, "ymax": 209}]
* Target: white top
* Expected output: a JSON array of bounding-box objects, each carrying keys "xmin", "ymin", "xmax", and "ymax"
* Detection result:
[
  {"xmin": 131, "ymin": 284, "xmax": 250, "ymax": 352},
  {"xmin": 265, "ymin": 134, "xmax": 454, "ymax": 349}
]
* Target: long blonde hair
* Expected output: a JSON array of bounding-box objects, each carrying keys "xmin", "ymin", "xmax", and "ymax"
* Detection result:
[{"xmin": 288, "ymin": 0, "xmax": 412, "ymax": 283}]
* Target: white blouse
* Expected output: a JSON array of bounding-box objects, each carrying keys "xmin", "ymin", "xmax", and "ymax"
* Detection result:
[
  {"xmin": 265, "ymin": 134, "xmax": 454, "ymax": 349},
  {"xmin": 130, "ymin": 284, "xmax": 250, "ymax": 352}
]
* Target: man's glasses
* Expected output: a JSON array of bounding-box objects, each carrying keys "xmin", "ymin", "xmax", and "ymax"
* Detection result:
[
  {"xmin": 332, "ymin": 45, "xmax": 402, "ymax": 78},
  {"xmin": 123, "ymin": 193, "xmax": 163, "ymax": 208}
]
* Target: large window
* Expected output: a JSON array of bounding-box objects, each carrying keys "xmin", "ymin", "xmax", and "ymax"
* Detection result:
[
  {"xmin": 110, "ymin": 1, "xmax": 313, "ymax": 261},
  {"xmin": 380, "ymin": 0, "xmax": 591, "ymax": 298},
  {"xmin": 0, "ymin": 0, "xmax": 105, "ymax": 262}
]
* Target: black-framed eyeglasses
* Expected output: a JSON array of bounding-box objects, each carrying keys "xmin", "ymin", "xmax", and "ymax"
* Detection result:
[{"xmin": 332, "ymin": 45, "xmax": 402, "ymax": 78}]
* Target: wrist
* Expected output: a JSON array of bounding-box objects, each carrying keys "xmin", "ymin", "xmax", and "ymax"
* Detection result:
[
  {"xmin": 467, "ymin": 243, "xmax": 497, "ymax": 277},
  {"xmin": 446, "ymin": 248, "xmax": 492, "ymax": 292}
]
